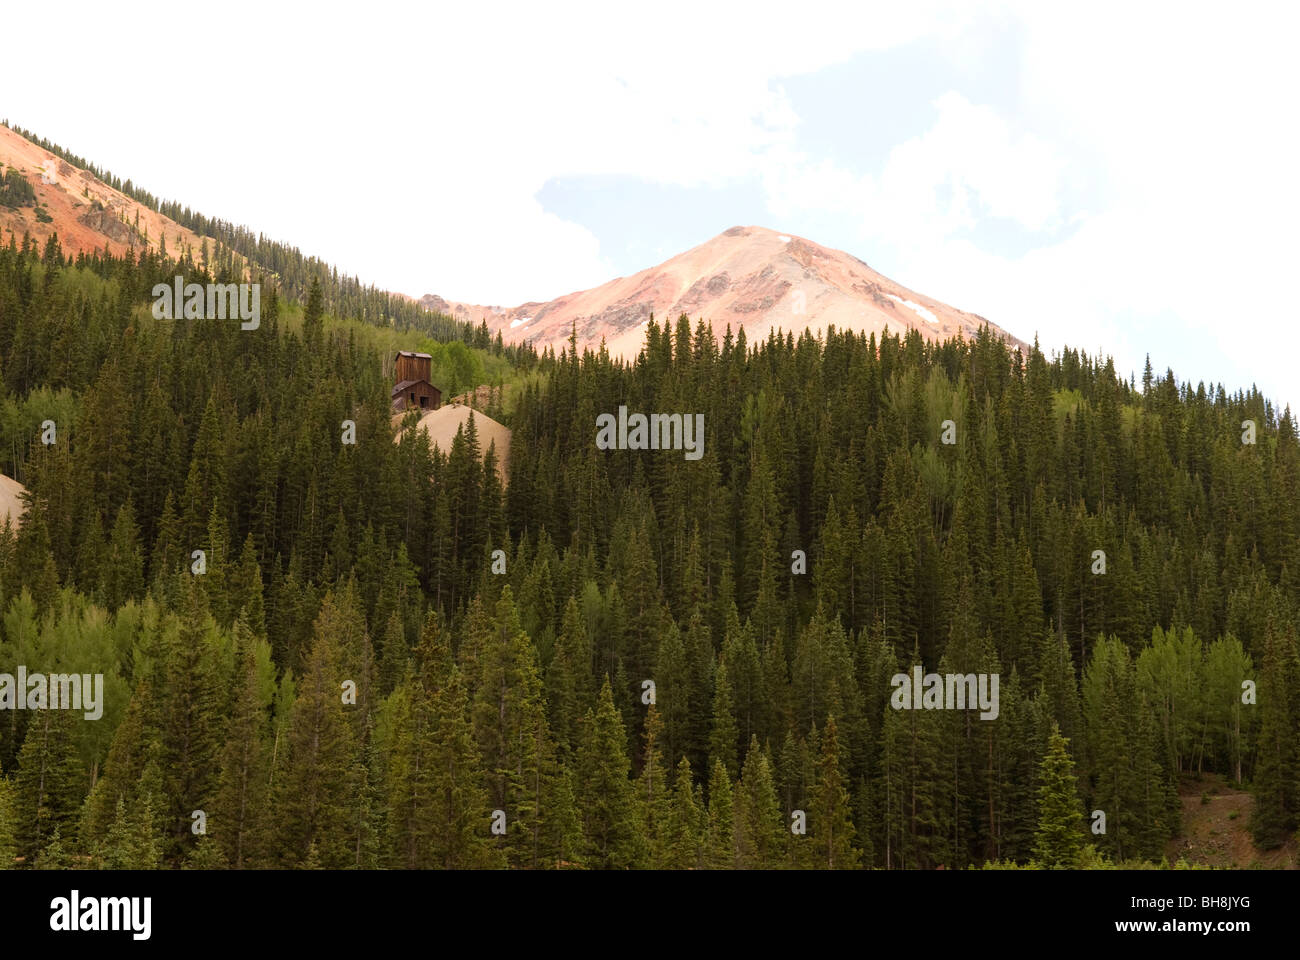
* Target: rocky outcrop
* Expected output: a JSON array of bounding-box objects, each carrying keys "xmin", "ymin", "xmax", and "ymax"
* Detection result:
[{"xmin": 77, "ymin": 206, "xmax": 142, "ymax": 245}]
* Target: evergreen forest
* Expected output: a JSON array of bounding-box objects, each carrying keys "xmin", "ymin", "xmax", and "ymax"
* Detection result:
[{"xmin": 0, "ymin": 212, "xmax": 1297, "ymax": 871}]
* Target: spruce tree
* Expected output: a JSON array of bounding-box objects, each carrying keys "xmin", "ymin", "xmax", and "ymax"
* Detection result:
[
  {"xmin": 211, "ymin": 627, "xmax": 273, "ymax": 868},
  {"xmin": 708, "ymin": 660, "xmax": 740, "ymax": 781},
  {"xmin": 1250, "ymin": 618, "xmax": 1300, "ymax": 847},
  {"xmin": 810, "ymin": 715, "xmax": 859, "ymax": 869},
  {"xmin": 1033, "ymin": 722, "xmax": 1085, "ymax": 868},
  {"xmin": 639, "ymin": 705, "xmax": 672, "ymax": 867},
  {"xmin": 14, "ymin": 705, "xmax": 84, "ymax": 860},
  {"xmin": 273, "ymin": 594, "xmax": 362, "ymax": 868},
  {"xmin": 576, "ymin": 678, "xmax": 643, "ymax": 868},
  {"xmin": 705, "ymin": 759, "xmax": 736, "ymax": 869},
  {"xmin": 0, "ymin": 775, "xmax": 16, "ymax": 868},
  {"xmin": 159, "ymin": 584, "xmax": 225, "ymax": 859},
  {"xmin": 664, "ymin": 756, "xmax": 701, "ymax": 869},
  {"xmin": 472, "ymin": 590, "xmax": 552, "ymax": 866},
  {"xmin": 735, "ymin": 736, "xmax": 783, "ymax": 868}
]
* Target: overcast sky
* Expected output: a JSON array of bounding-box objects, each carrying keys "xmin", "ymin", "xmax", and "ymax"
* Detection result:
[{"xmin": 7, "ymin": 1, "xmax": 1298, "ymax": 408}]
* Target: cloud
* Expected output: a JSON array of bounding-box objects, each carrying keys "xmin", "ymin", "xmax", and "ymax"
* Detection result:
[
  {"xmin": 754, "ymin": 4, "xmax": 1300, "ymax": 407},
  {"xmin": 3, "ymin": 1, "xmax": 1297, "ymax": 406},
  {"xmin": 759, "ymin": 90, "xmax": 1067, "ymax": 246},
  {"xmin": 879, "ymin": 91, "xmax": 1067, "ymax": 241},
  {"xmin": 4, "ymin": 0, "xmax": 966, "ymax": 304}
]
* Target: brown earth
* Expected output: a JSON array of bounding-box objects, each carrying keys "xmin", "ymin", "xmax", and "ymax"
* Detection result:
[{"xmin": 1166, "ymin": 773, "xmax": 1297, "ymax": 868}]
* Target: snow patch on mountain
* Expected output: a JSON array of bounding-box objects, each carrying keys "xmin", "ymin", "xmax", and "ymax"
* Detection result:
[{"xmin": 888, "ymin": 294, "xmax": 939, "ymax": 326}]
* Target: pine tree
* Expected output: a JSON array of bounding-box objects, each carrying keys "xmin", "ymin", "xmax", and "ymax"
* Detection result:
[
  {"xmin": 1250, "ymin": 618, "xmax": 1300, "ymax": 847},
  {"xmin": 0, "ymin": 774, "xmax": 16, "ymax": 868},
  {"xmin": 810, "ymin": 715, "xmax": 859, "ymax": 869},
  {"xmin": 576, "ymin": 678, "xmax": 643, "ymax": 868},
  {"xmin": 735, "ymin": 736, "xmax": 783, "ymax": 868},
  {"xmin": 705, "ymin": 758, "xmax": 736, "ymax": 869},
  {"xmin": 1033, "ymin": 722, "xmax": 1085, "ymax": 868},
  {"xmin": 655, "ymin": 623, "xmax": 691, "ymax": 770},
  {"xmin": 14, "ymin": 705, "xmax": 84, "ymax": 860},
  {"xmin": 33, "ymin": 827, "xmax": 73, "ymax": 869},
  {"xmin": 159, "ymin": 584, "xmax": 226, "ymax": 860},
  {"xmin": 383, "ymin": 613, "xmax": 493, "ymax": 868},
  {"xmin": 472, "ymin": 588, "xmax": 553, "ymax": 867},
  {"xmin": 273, "ymin": 593, "xmax": 363, "ymax": 868},
  {"xmin": 708, "ymin": 659, "xmax": 740, "ymax": 780},
  {"xmin": 541, "ymin": 760, "xmax": 586, "ymax": 868},
  {"xmin": 100, "ymin": 794, "xmax": 162, "ymax": 869},
  {"xmin": 639, "ymin": 705, "xmax": 672, "ymax": 866},
  {"xmin": 546, "ymin": 595, "xmax": 594, "ymax": 758},
  {"xmin": 229, "ymin": 533, "xmax": 267, "ymax": 639},
  {"xmin": 79, "ymin": 679, "xmax": 160, "ymax": 852},
  {"xmin": 429, "ymin": 665, "xmax": 502, "ymax": 868},
  {"xmin": 102, "ymin": 499, "xmax": 145, "ymax": 610},
  {"xmin": 211, "ymin": 626, "xmax": 273, "ymax": 868},
  {"xmin": 881, "ymin": 659, "xmax": 952, "ymax": 869},
  {"xmin": 663, "ymin": 756, "xmax": 700, "ymax": 869},
  {"xmin": 302, "ymin": 275, "xmax": 325, "ymax": 351},
  {"xmin": 74, "ymin": 511, "xmax": 107, "ymax": 598},
  {"xmin": 184, "ymin": 836, "xmax": 230, "ymax": 869}
]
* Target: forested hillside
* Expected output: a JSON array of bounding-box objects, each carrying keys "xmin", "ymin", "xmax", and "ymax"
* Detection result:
[
  {"xmin": 0, "ymin": 230, "xmax": 1296, "ymax": 870},
  {"xmin": 1, "ymin": 121, "xmax": 479, "ymax": 340}
]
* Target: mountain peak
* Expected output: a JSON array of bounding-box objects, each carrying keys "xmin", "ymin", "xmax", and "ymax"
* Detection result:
[{"xmin": 423, "ymin": 227, "xmax": 1020, "ymax": 357}]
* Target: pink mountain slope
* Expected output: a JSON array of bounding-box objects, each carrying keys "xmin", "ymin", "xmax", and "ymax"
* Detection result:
[{"xmin": 421, "ymin": 225, "xmax": 1023, "ymax": 357}]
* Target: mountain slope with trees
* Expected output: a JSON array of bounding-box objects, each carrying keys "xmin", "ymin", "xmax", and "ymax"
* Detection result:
[{"xmin": 0, "ymin": 184, "xmax": 1297, "ymax": 870}]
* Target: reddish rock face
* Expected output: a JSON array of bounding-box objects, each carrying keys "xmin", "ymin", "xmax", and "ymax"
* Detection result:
[
  {"xmin": 422, "ymin": 225, "xmax": 1025, "ymax": 359},
  {"xmin": 0, "ymin": 124, "xmax": 216, "ymax": 262}
]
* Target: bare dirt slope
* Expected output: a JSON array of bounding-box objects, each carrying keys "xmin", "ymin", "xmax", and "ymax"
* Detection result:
[
  {"xmin": 1166, "ymin": 774, "xmax": 1297, "ymax": 868},
  {"xmin": 0, "ymin": 123, "xmax": 212, "ymax": 260},
  {"xmin": 423, "ymin": 225, "xmax": 1024, "ymax": 360}
]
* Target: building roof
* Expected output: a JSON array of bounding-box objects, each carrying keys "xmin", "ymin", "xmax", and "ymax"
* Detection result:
[
  {"xmin": 391, "ymin": 377, "xmax": 441, "ymax": 397},
  {"xmin": 392, "ymin": 374, "xmax": 439, "ymax": 395},
  {"xmin": 396, "ymin": 351, "xmax": 433, "ymax": 360}
]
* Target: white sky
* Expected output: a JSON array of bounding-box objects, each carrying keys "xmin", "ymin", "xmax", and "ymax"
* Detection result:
[{"xmin": 5, "ymin": 0, "xmax": 1298, "ymax": 408}]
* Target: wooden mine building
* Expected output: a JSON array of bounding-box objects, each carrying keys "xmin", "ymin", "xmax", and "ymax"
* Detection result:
[{"xmin": 391, "ymin": 351, "xmax": 442, "ymax": 412}]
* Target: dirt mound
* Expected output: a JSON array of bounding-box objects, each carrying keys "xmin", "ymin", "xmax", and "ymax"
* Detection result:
[
  {"xmin": 397, "ymin": 403, "xmax": 511, "ymax": 485},
  {"xmin": 0, "ymin": 473, "xmax": 28, "ymax": 530}
]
